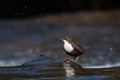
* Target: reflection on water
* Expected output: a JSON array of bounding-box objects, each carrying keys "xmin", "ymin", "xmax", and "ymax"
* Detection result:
[
  {"xmin": 63, "ymin": 58, "xmax": 84, "ymax": 77},
  {"xmin": 63, "ymin": 59, "xmax": 76, "ymax": 77}
]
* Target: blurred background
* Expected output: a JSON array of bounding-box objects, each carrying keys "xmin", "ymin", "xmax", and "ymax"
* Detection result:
[
  {"xmin": 0, "ymin": 0, "xmax": 120, "ymax": 67},
  {"xmin": 0, "ymin": 0, "xmax": 119, "ymax": 18}
]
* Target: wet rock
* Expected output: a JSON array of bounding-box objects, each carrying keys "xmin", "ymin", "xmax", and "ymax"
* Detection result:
[
  {"xmin": 63, "ymin": 58, "xmax": 84, "ymax": 77},
  {"xmin": 23, "ymin": 56, "xmax": 55, "ymax": 66}
]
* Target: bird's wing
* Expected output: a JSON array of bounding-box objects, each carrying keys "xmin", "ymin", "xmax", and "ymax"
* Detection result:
[{"xmin": 72, "ymin": 43, "xmax": 86, "ymax": 54}]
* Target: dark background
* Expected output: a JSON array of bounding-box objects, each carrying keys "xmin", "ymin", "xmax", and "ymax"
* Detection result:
[{"xmin": 0, "ymin": 0, "xmax": 119, "ymax": 18}]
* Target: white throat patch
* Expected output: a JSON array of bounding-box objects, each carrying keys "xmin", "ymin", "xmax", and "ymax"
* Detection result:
[{"xmin": 63, "ymin": 40, "xmax": 74, "ymax": 52}]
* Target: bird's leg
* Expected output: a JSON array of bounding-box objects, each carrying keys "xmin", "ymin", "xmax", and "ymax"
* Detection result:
[{"xmin": 74, "ymin": 56, "xmax": 80, "ymax": 62}]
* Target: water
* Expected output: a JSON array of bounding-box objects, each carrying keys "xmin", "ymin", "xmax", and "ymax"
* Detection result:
[
  {"xmin": 0, "ymin": 57, "xmax": 119, "ymax": 80},
  {"xmin": 0, "ymin": 13, "xmax": 120, "ymax": 79}
]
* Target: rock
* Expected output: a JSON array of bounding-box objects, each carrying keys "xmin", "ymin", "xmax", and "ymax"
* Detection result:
[
  {"xmin": 23, "ymin": 56, "xmax": 55, "ymax": 66},
  {"xmin": 63, "ymin": 58, "xmax": 84, "ymax": 77}
]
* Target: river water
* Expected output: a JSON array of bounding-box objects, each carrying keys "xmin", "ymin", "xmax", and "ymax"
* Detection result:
[{"xmin": 0, "ymin": 12, "xmax": 120, "ymax": 79}]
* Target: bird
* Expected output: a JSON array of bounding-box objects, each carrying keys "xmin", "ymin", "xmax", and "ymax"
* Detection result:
[{"xmin": 60, "ymin": 36, "xmax": 86, "ymax": 62}]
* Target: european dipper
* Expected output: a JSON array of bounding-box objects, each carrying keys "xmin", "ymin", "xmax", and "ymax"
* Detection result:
[{"xmin": 60, "ymin": 36, "xmax": 86, "ymax": 62}]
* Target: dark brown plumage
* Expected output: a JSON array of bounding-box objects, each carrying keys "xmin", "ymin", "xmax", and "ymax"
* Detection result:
[{"xmin": 61, "ymin": 36, "xmax": 86, "ymax": 62}]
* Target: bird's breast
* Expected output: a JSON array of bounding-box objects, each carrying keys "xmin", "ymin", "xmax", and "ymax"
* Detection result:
[{"xmin": 64, "ymin": 43, "xmax": 74, "ymax": 53}]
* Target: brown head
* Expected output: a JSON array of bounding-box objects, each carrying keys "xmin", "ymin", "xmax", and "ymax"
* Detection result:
[{"xmin": 60, "ymin": 36, "xmax": 74, "ymax": 43}]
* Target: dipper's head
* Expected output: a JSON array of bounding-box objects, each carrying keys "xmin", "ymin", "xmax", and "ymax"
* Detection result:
[{"xmin": 60, "ymin": 36, "xmax": 74, "ymax": 44}]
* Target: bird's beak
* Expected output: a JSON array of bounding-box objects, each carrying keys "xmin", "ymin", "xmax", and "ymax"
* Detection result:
[{"xmin": 58, "ymin": 38, "xmax": 63, "ymax": 41}]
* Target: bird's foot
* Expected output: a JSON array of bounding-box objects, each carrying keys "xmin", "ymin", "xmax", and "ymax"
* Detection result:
[{"xmin": 74, "ymin": 56, "xmax": 80, "ymax": 62}]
